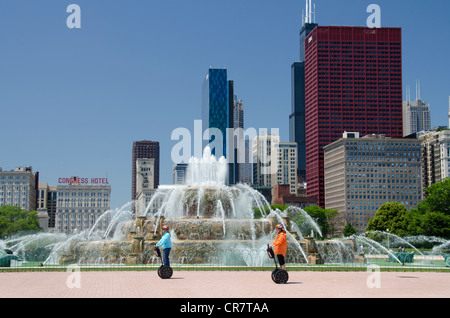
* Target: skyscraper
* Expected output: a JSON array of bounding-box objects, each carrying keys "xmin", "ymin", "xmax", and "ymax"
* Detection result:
[
  {"xmin": 202, "ymin": 68, "xmax": 235, "ymax": 184},
  {"xmin": 232, "ymin": 95, "xmax": 252, "ymax": 184},
  {"xmin": 403, "ymin": 98, "xmax": 431, "ymax": 136},
  {"xmin": 131, "ymin": 140, "xmax": 159, "ymax": 201},
  {"xmin": 135, "ymin": 158, "xmax": 156, "ymax": 214},
  {"xmin": 273, "ymin": 142, "xmax": 298, "ymax": 195},
  {"xmin": 253, "ymin": 133, "xmax": 280, "ymax": 187},
  {"xmin": 289, "ymin": 1, "xmax": 318, "ymax": 181},
  {"xmin": 402, "ymin": 84, "xmax": 431, "ymax": 136},
  {"xmin": 304, "ymin": 26, "xmax": 403, "ymax": 207},
  {"xmin": 202, "ymin": 68, "xmax": 229, "ymax": 158}
]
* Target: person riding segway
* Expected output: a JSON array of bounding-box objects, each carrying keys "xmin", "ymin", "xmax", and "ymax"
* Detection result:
[
  {"xmin": 268, "ymin": 224, "xmax": 289, "ymax": 284},
  {"xmin": 154, "ymin": 225, "xmax": 173, "ymax": 279}
]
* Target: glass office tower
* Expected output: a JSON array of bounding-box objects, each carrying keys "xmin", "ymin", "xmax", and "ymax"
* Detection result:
[{"xmin": 202, "ymin": 68, "xmax": 229, "ymax": 159}]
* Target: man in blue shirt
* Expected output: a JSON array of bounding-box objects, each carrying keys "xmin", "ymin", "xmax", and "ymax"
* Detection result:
[{"xmin": 156, "ymin": 225, "xmax": 172, "ymax": 266}]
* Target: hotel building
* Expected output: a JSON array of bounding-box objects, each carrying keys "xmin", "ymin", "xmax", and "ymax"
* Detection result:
[{"xmin": 54, "ymin": 178, "xmax": 111, "ymax": 235}]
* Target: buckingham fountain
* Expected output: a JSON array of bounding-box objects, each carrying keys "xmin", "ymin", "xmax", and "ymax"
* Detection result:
[
  {"xmin": 2, "ymin": 147, "xmax": 382, "ymax": 268},
  {"xmin": 44, "ymin": 147, "xmax": 362, "ymax": 267}
]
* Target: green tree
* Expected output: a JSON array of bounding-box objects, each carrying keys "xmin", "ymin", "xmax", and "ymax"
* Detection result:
[
  {"xmin": 404, "ymin": 178, "xmax": 450, "ymax": 238},
  {"xmin": 419, "ymin": 178, "xmax": 450, "ymax": 215},
  {"xmin": 343, "ymin": 223, "xmax": 357, "ymax": 237},
  {"xmin": 366, "ymin": 202, "xmax": 408, "ymax": 236},
  {"xmin": 0, "ymin": 206, "xmax": 41, "ymax": 238}
]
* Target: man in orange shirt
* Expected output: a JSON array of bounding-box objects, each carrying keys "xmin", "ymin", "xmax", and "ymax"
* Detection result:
[{"xmin": 269, "ymin": 224, "xmax": 287, "ymax": 270}]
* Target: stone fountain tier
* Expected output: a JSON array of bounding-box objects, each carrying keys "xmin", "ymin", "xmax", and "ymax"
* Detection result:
[
  {"xmin": 128, "ymin": 218, "xmax": 277, "ymax": 241},
  {"xmin": 58, "ymin": 239, "xmax": 314, "ymax": 265},
  {"xmin": 125, "ymin": 215, "xmax": 296, "ymax": 241}
]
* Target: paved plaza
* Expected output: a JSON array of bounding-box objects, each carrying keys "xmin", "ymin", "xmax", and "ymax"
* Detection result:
[{"xmin": 0, "ymin": 270, "xmax": 449, "ymax": 298}]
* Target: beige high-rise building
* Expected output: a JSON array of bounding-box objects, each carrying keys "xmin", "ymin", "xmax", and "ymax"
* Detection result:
[
  {"xmin": 402, "ymin": 98, "xmax": 431, "ymax": 136},
  {"xmin": 38, "ymin": 183, "xmax": 57, "ymax": 229},
  {"xmin": 0, "ymin": 166, "xmax": 39, "ymax": 212},
  {"xmin": 273, "ymin": 142, "xmax": 298, "ymax": 194},
  {"xmin": 419, "ymin": 129, "xmax": 450, "ymax": 191},
  {"xmin": 324, "ymin": 133, "xmax": 422, "ymax": 234},
  {"xmin": 135, "ymin": 158, "xmax": 156, "ymax": 214},
  {"xmin": 253, "ymin": 134, "xmax": 280, "ymax": 187},
  {"xmin": 252, "ymin": 134, "xmax": 297, "ymax": 194}
]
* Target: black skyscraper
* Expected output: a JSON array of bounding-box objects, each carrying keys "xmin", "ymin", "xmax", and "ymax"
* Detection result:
[{"xmin": 289, "ymin": 14, "xmax": 317, "ymax": 181}]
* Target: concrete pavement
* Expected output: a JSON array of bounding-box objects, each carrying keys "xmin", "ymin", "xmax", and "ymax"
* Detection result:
[{"xmin": 1, "ymin": 270, "xmax": 449, "ymax": 298}]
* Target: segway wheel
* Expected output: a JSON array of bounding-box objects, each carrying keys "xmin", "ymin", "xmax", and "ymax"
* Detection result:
[
  {"xmin": 271, "ymin": 269, "xmax": 279, "ymax": 283},
  {"xmin": 158, "ymin": 265, "xmax": 173, "ymax": 279},
  {"xmin": 273, "ymin": 269, "xmax": 289, "ymax": 284}
]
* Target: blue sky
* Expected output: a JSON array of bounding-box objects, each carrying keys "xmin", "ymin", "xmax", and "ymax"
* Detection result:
[{"xmin": 1, "ymin": 0, "xmax": 449, "ymax": 209}]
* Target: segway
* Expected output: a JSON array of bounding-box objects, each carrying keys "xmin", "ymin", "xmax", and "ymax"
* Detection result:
[
  {"xmin": 154, "ymin": 246, "xmax": 173, "ymax": 279},
  {"xmin": 267, "ymin": 244, "xmax": 289, "ymax": 284}
]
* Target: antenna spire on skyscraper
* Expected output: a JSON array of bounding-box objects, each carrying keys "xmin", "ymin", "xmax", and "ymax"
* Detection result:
[
  {"xmin": 305, "ymin": 0, "xmax": 309, "ymax": 24},
  {"xmin": 303, "ymin": 0, "xmax": 316, "ymax": 25}
]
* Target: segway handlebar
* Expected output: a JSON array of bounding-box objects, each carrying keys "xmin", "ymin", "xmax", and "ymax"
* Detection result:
[
  {"xmin": 154, "ymin": 245, "xmax": 161, "ymax": 258},
  {"xmin": 267, "ymin": 244, "xmax": 275, "ymax": 259}
]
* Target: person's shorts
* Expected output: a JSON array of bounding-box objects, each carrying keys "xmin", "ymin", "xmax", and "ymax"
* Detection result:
[{"xmin": 276, "ymin": 254, "xmax": 285, "ymax": 266}]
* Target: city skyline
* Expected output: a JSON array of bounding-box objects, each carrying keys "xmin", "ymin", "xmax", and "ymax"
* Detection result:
[{"xmin": 1, "ymin": 0, "xmax": 450, "ymax": 209}]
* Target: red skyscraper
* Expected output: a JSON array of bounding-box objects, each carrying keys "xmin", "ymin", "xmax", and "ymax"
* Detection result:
[{"xmin": 304, "ymin": 26, "xmax": 403, "ymax": 207}]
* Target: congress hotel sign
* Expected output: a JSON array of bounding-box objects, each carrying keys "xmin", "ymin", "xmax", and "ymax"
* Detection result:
[{"xmin": 58, "ymin": 177, "xmax": 110, "ymax": 185}]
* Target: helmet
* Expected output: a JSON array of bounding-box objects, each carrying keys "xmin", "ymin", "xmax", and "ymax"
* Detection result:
[
  {"xmin": 276, "ymin": 224, "xmax": 284, "ymax": 230},
  {"xmin": 162, "ymin": 225, "xmax": 169, "ymax": 230}
]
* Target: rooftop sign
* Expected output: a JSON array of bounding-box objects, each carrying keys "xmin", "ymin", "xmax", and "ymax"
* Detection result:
[{"xmin": 58, "ymin": 177, "xmax": 109, "ymax": 185}]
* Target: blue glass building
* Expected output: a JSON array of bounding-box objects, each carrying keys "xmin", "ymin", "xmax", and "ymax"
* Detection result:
[
  {"xmin": 202, "ymin": 68, "xmax": 229, "ymax": 157},
  {"xmin": 202, "ymin": 68, "xmax": 236, "ymax": 184}
]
